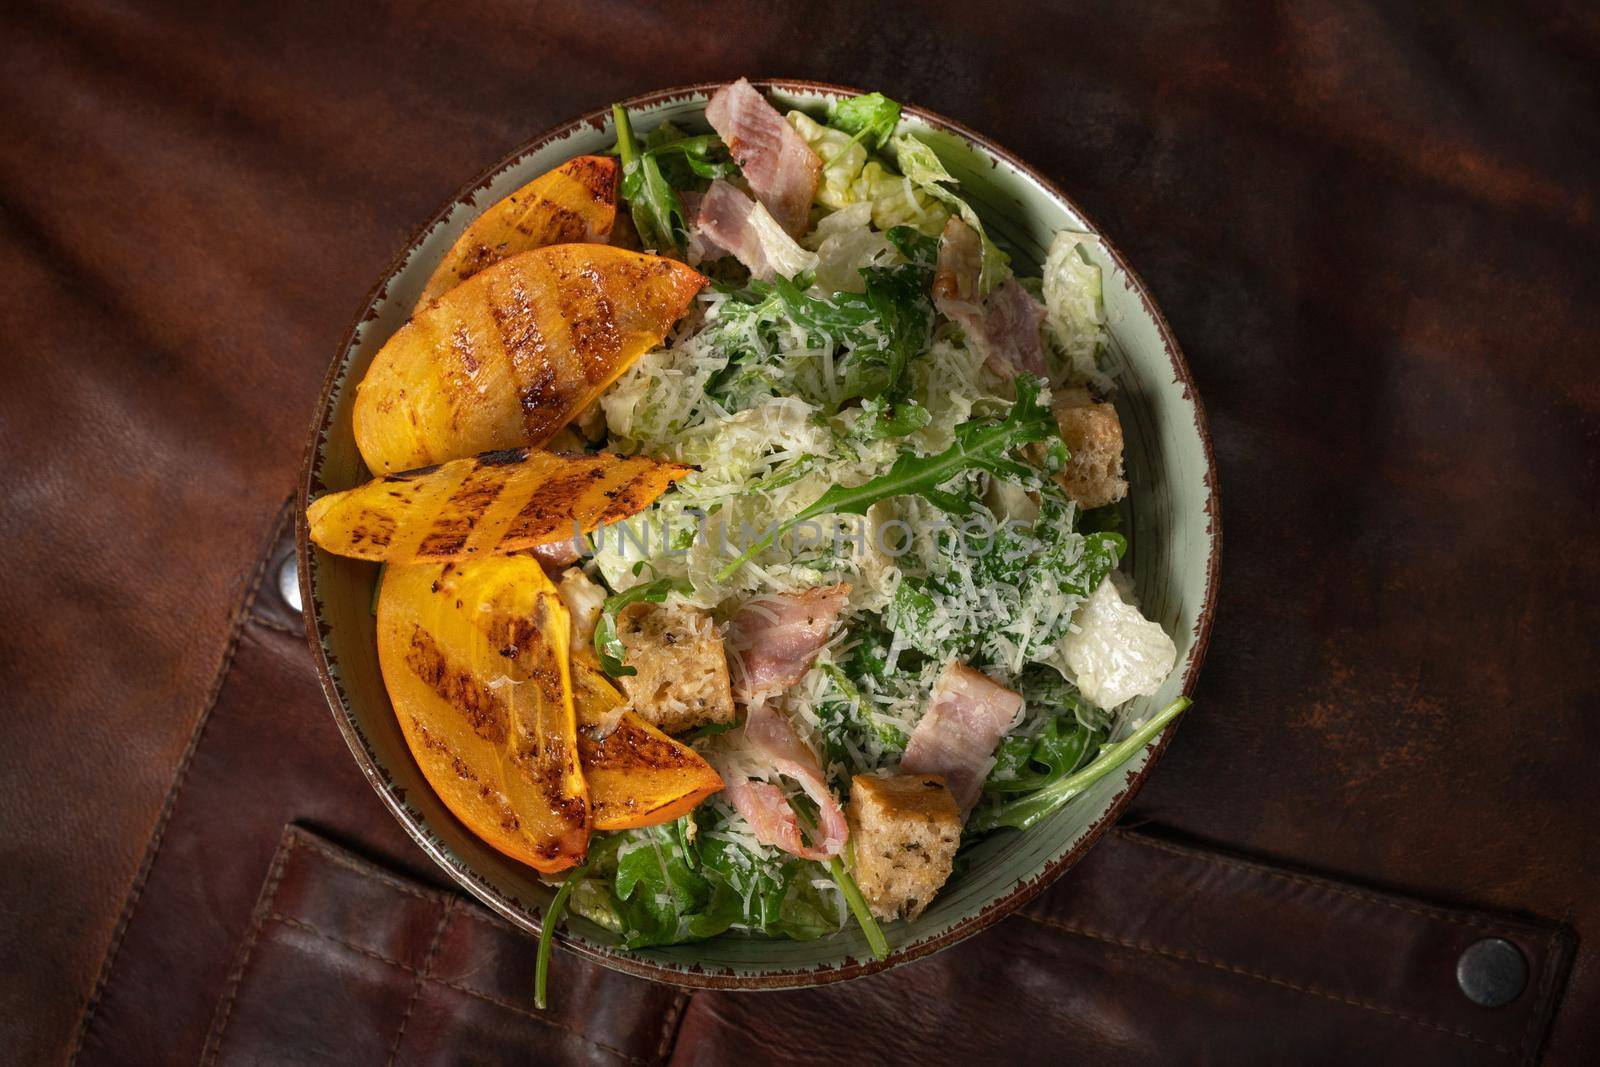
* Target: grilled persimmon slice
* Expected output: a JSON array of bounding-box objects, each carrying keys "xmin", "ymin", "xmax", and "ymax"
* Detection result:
[
  {"xmin": 306, "ymin": 447, "xmax": 689, "ymax": 564},
  {"xmin": 377, "ymin": 557, "xmax": 589, "ymax": 873},
  {"xmin": 415, "ymin": 155, "xmax": 619, "ymax": 312},
  {"xmin": 570, "ymin": 662, "xmax": 724, "ymax": 831},
  {"xmin": 355, "ymin": 244, "xmax": 706, "ymax": 474}
]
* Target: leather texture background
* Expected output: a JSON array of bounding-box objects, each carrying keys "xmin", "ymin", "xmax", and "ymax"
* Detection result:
[{"xmin": 1, "ymin": 1, "xmax": 1595, "ymax": 1063}]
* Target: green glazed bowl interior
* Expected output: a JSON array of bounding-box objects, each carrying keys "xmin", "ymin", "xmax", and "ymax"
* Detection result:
[{"xmin": 297, "ymin": 80, "xmax": 1220, "ymax": 989}]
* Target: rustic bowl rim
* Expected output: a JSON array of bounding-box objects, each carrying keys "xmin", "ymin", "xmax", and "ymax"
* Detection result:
[{"xmin": 296, "ymin": 77, "xmax": 1221, "ymax": 990}]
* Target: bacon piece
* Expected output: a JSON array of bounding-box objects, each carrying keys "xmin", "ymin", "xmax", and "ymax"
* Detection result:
[
  {"xmin": 982, "ymin": 279, "xmax": 1049, "ymax": 378},
  {"xmin": 704, "ymin": 78, "xmax": 822, "ymax": 236},
  {"xmin": 531, "ymin": 537, "xmax": 582, "ymax": 571},
  {"xmin": 934, "ymin": 218, "xmax": 1047, "ymax": 379},
  {"xmin": 722, "ymin": 702, "xmax": 848, "ymax": 860},
  {"xmin": 933, "ymin": 215, "xmax": 983, "ymax": 307},
  {"xmin": 677, "ymin": 189, "xmax": 725, "ymax": 264},
  {"xmin": 900, "ymin": 661, "xmax": 1024, "ymax": 813},
  {"xmin": 723, "ymin": 775, "xmax": 814, "ymax": 856},
  {"xmin": 688, "ymin": 180, "xmax": 817, "ymax": 280},
  {"xmin": 727, "ymin": 584, "xmax": 851, "ymax": 700}
]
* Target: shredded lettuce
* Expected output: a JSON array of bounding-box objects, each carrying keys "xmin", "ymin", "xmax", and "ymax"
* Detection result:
[{"xmin": 788, "ymin": 112, "xmax": 948, "ymax": 233}]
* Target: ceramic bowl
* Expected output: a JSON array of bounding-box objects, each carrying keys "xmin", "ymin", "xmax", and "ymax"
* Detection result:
[{"xmin": 297, "ymin": 80, "xmax": 1220, "ymax": 988}]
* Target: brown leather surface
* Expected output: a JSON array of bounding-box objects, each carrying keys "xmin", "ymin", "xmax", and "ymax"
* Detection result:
[
  {"xmin": 201, "ymin": 827, "xmax": 686, "ymax": 1066},
  {"xmin": 69, "ymin": 519, "xmax": 1577, "ymax": 1064},
  {"xmin": 2, "ymin": 1, "xmax": 1596, "ymax": 1063}
]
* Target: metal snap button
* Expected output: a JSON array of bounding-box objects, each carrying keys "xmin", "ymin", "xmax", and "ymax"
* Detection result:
[
  {"xmin": 277, "ymin": 552, "xmax": 302, "ymax": 614},
  {"xmin": 1456, "ymin": 938, "xmax": 1527, "ymax": 1007}
]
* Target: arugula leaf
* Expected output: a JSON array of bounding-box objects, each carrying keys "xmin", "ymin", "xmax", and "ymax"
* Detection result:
[
  {"xmin": 612, "ymin": 103, "xmax": 688, "ymax": 252},
  {"xmin": 1017, "ymin": 663, "xmax": 1107, "ymax": 728},
  {"xmin": 842, "ymin": 620, "xmax": 897, "ymax": 685},
  {"xmin": 717, "ymin": 376, "xmax": 1060, "ymax": 579},
  {"xmin": 891, "ymin": 133, "xmax": 1010, "ymax": 292},
  {"xmin": 592, "ymin": 576, "xmax": 692, "ymax": 677},
  {"xmin": 643, "ymin": 122, "xmax": 740, "ymax": 184},
  {"xmin": 987, "ymin": 707, "xmax": 1105, "ymax": 794},
  {"xmin": 886, "ymin": 225, "xmax": 939, "ymax": 267},
  {"xmin": 814, "ymin": 663, "xmax": 908, "ymax": 783},
  {"xmin": 826, "ymin": 92, "xmax": 902, "ymax": 150},
  {"xmin": 830, "ymin": 856, "xmax": 889, "ymax": 958},
  {"xmin": 534, "ymin": 858, "xmax": 588, "ymax": 1010},
  {"xmin": 886, "ymin": 489, "xmax": 1126, "ymax": 666},
  {"xmin": 884, "ymin": 579, "xmax": 943, "ymax": 657},
  {"xmin": 586, "ymin": 816, "xmax": 848, "ymax": 948},
  {"xmin": 747, "ymin": 453, "xmax": 823, "ymax": 493},
  {"xmin": 681, "ymin": 720, "xmax": 738, "ymax": 743},
  {"xmin": 968, "ymin": 697, "xmax": 1192, "ymax": 833},
  {"xmin": 854, "ymin": 396, "xmax": 932, "ymax": 441},
  {"xmin": 854, "ymin": 264, "xmax": 935, "ymax": 398},
  {"xmin": 706, "ymin": 262, "xmax": 933, "ymax": 412}
]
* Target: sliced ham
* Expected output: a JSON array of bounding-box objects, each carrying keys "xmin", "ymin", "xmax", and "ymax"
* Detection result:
[
  {"xmin": 688, "ymin": 180, "xmax": 817, "ymax": 280},
  {"xmin": 722, "ymin": 701, "xmax": 848, "ymax": 860},
  {"xmin": 934, "ymin": 218, "xmax": 1048, "ymax": 380},
  {"xmin": 727, "ymin": 583, "xmax": 851, "ymax": 701},
  {"xmin": 704, "ymin": 78, "xmax": 821, "ymax": 236},
  {"xmin": 900, "ymin": 661, "xmax": 1024, "ymax": 813}
]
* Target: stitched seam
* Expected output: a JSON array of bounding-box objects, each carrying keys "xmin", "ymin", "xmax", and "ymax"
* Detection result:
[
  {"xmin": 248, "ymin": 614, "xmax": 305, "ymax": 638},
  {"xmin": 652, "ymin": 991, "xmax": 690, "ymax": 1066},
  {"xmin": 431, "ymin": 979, "xmax": 647, "ymax": 1064},
  {"xmin": 1517, "ymin": 927, "xmax": 1564, "ymax": 1066},
  {"xmin": 1116, "ymin": 829, "xmax": 1570, "ymax": 1060},
  {"xmin": 1020, "ymin": 911, "xmax": 1514, "ymax": 1056},
  {"xmin": 273, "ymin": 914, "xmax": 415, "ymax": 969},
  {"xmin": 1118, "ymin": 830, "xmax": 1505, "ymax": 933},
  {"xmin": 387, "ymin": 899, "xmax": 452, "ymax": 1066},
  {"xmin": 201, "ymin": 832, "xmax": 300, "ymax": 1066},
  {"xmin": 291, "ymin": 832, "xmax": 442, "ymax": 905},
  {"xmin": 267, "ymin": 912, "xmax": 645, "ymax": 1064},
  {"xmin": 457, "ymin": 899, "xmax": 522, "ymax": 937},
  {"xmin": 69, "ymin": 499, "xmax": 293, "ymax": 1064}
]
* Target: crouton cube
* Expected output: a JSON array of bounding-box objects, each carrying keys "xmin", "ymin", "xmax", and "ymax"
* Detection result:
[
  {"xmin": 846, "ymin": 773, "xmax": 962, "ymax": 921},
  {"xmin": 1052, "ymin": 387, "xmax": 1128, "ymax": 509},
  {"xmin": 615, "ymin": 602, "xmax": 735, "ymax": 734}
]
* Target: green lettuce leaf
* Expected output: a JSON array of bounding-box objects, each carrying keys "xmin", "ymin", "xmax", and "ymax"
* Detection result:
[
  {"xmin": 891, "ymin": 133, "xmax": 1010, "ymax": 291},
  {"xmin": 826, "ymin": 92, "xmax": 902, "ymax": 149}
]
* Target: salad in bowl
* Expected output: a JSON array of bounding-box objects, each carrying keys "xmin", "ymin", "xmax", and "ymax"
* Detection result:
[{"xmin": 301, "ymin": 78, "xmax": 1215, "ymax": 996}]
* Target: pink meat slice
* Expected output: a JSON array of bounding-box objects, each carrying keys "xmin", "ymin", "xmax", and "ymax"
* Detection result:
[
  {"xmin": 687, "ymin": 179, "xmax": 761, "ymax": 271},
  {"xmin": 722, "ymin": 701, "xmax": 849, "ymax": 860},
  {"xmin": 704, "ymin": 78, "xmax": 821, "ymax": 237},
  {"xmin": 531, "ymin": 538, "xmax": 582, "ymax": 571},
  {"xmin": 900, "ymin": 660, "xmax": 1025, "ymax": 813},
  {"xmin": 934, "ymin": 217, "xmax": 1047, "ymax": 379},
  {"xmin": 727, "ymin": 583, "xmax": 852, "ymax": 701},
  {"xmin": 678, "ymin": 189, "xmax": 725, "ymax": 264}
]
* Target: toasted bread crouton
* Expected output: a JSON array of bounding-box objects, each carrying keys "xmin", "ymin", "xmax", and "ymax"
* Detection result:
[
  {"xmin": 846, "ymin": 773, "xmax": 962, "ymax": 921},
  {"xmin": 615, "ymin": 602, "xmax": 735, "ymax": 734},
  {"xmin": 1052, "ymin": 387, "xmax": 1128, "ymax": 509}
]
